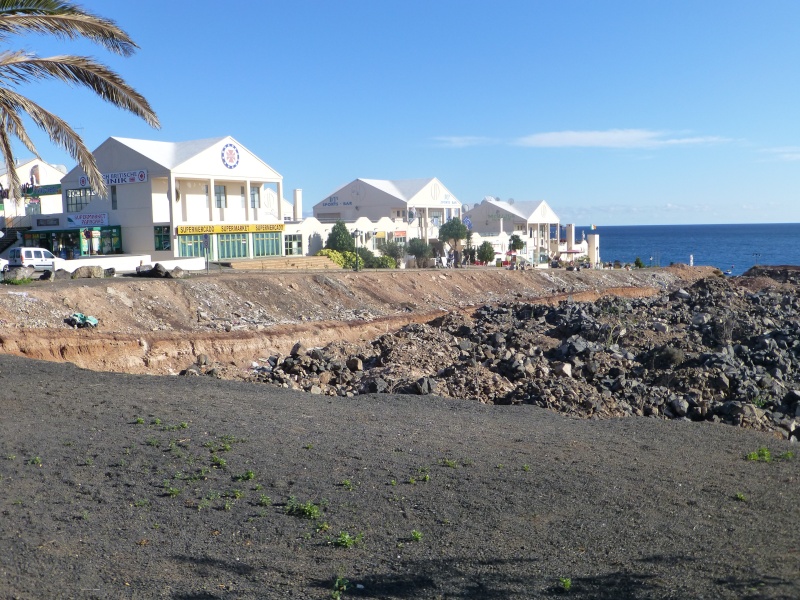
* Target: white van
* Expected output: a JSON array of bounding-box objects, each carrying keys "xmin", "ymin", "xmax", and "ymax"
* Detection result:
[{"xmin": 6, "ymin": 247, "xmax": 64, "ymax": 271}]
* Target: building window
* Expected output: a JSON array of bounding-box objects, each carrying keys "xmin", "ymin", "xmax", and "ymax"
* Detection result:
[
  {"xmin": 253, "ymin": 232, "xmax": 281, "ymax": 256},
  {"xmin": 25, "ymin": 201, "xmax": 41, "ymax": 216},
  {"xmin": 111, "ymin": 185, "xmax": 117, "ymax": 210},
  {"xmin": 154, "ymin": 226, "xmax": 171, "ymax": 251},
  {"xmin": 218, "ymin": 233, "xmax": 248, "ymax": 259},
  {"xmin": 393, "ymin": 236, "xmax": 406, "ymax": 244},
  {"xmin": 179, "ymin": 234, "xmax": 205, "ymax": 257},
  {"xmin": 214, "ymin": 184, "xmax": 226, "ymax": 208},
  {"xmin": 284, "ymin": 233, "xmax": 302, "ymax": 256},
  {"xmin": 66, "ymin": 188, "xmax": 95, "ymax": 212},
  {"xmin": 250, "ymin": 185, "xmax": 260, "ymax": 208},
  {"xmin": 240, "ymin": 186, "xmax": 246, "ymax": 209}
]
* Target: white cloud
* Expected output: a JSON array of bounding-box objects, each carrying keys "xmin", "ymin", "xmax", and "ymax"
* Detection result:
[
  {"xmin": 514, "ymin": 129, "xmax": 728, "ymax": 148},
  {"xmin": 432, "ymin": 136, "xmax": 495, "ymax": 148},
  {"xmin": 759, "ymin": 147, "xmax": 800, "ymax": 161}
]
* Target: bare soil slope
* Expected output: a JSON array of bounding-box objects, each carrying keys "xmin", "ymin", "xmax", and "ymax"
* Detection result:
[{"xmin": 0, "ymin": 265, "xmax": 710, "ymax": 376}]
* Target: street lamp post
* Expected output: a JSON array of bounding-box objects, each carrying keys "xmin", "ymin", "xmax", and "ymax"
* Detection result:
[{"xmin": 352, "ymin": 229, "xmax": 362, "ymax": 271}]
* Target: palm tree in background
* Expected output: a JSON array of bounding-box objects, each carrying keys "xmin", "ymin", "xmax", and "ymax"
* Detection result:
[{"xmin": 0, "ymin": 0, "xmax": 159, "ymax": 200}]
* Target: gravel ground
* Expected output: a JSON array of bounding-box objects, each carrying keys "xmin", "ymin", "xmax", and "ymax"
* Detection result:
[{"xmin": 1, "ymin": 353, "xmax": 798, "ymax": 599}]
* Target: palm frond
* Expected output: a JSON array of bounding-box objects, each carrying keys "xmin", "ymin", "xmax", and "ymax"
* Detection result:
[
  {"xmin": 0, "ymin": 0, "xmax": 137, "ymax": 56},
  {"xmin": 0, "ymin": 52, "xmax": 160, "ymax": 128},
  {"xmin": 0, "ymin": 113, "xmax": 22, "ymax": 195},
  {"xmin": 0, "ymin": 87, "xmax": 106, "ymax": 196},
  {"xmin": 0, "ymin": 97, "xmax": 38, "ymax": 155}
]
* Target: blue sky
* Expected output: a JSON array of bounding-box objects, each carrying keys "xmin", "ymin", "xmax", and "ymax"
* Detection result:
[{"xmin": 11, "ymin": 0, "xmax": 800, "ymax": 225}]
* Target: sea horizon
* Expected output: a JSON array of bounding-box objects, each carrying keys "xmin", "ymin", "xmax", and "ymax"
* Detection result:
[{"xmin": 577, "ymin": 222, "xmax": 800, "ymax": 276}]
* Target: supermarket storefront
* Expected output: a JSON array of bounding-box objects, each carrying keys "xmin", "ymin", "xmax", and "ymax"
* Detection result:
[{"xmin": 176, "ymin": 223, "xmax": 285, "ymax": 260}]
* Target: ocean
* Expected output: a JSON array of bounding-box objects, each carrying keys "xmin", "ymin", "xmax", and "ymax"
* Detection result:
[{"xmin": 581, "ymin": 223, "xmax": 800, "ymax": 277}]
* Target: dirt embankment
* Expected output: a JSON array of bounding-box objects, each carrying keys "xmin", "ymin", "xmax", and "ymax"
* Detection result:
[{"xmin": 0, "ymin": 265, "xmax": 712, "ymax": 375}]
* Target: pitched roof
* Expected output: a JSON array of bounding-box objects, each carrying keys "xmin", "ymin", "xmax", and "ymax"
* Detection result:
[
  {"xmin": 469, "ymin": 197, "xmax": 559, "ymax": 222},
  {"xmin": 359, "ymin": 178, "xmax": 435, "ymax": 202},
  {"xmin": 0, "ymin": 157, "xmax": 67, "ymax": 177},
  {"xmin": 110, "ymin": 136, "xmax": 228, "ymax": 170}
]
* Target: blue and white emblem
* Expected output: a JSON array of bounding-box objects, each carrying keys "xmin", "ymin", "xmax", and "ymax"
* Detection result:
[{"xmin": 221, "ymin": 143, "xmax": 240, "ymax": 169}]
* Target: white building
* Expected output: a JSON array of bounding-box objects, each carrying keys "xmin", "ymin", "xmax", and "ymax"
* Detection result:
[
  {"xmin": 461, "ymin": 197, "xmax": 598, "ymax": 266},
  {"xmin": 22, "ymin": 136, "xmax": 305, "ymax": 260},
  {"xmin": 313, "ymin": 177, "xmax": 462, "ymax": 243},
  {"xmin": 462, "ymin": 197, "xmax": 562, "ymax": 265},
  {"xmin": 0, "ymin": 158, "xmax": 67, "ymax": 224}
]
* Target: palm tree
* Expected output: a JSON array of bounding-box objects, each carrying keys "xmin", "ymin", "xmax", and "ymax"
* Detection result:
[{"xmin": 0, "ymin": 0, "xmax": 159, "ymax": 200}]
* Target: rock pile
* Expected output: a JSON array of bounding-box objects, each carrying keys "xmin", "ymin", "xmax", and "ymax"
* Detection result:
[{"xmin": 188, "ymin": 273, "xmax": 800, "ymax": 438}]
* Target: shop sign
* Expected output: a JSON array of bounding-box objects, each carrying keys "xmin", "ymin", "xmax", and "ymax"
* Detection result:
[
  {"xmin": 37, "ymin": 217, "xmax": 60, "ymax": 227},
  {"xmin": 78, "ymin": 170, "xmax": 147, "ymax": 187},
  {"xmin": 394, "ymin": 231, "xmax": 406, "ymax": 237},
  {"xmin": 21, "ymin": 183, "xmax": 61, "ymax": 197},
  {"xmin": 177, "ymin": 223, "xmax": 285, "ymax": 235},
  {"xmin": 67, "ymin": 213, "xmax": 109, "ymax": 227}
]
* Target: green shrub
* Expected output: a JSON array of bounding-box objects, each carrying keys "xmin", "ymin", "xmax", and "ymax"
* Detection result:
[
  {"xmin": 746, "ymin": 447, "xmax": 772, "ymax": 462},
  {"xmin": 324, "ymin": 220, "xmax": 355, "ymax": 252},
  {"xmin": 371, "ymin": 255, "xmax": 396, "ymax": 269},
  {"xmin": 477, "ymin": 241, "xmax": 495, "ymax": 264},
  {"xmin": 286, "ymin": 496, "xmax": 321, "ymax": 519},
  {"xmin": 317, "ymin": 248, "xmax": 346, "ymax": 267}
]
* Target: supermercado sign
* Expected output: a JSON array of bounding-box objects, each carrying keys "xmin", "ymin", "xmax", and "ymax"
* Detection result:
[
  {"xmin": 67, "ymin": 213, "xmax": 108, "ymax": 227},
  {"xmin": 77, "ymin": 170, "xmax": 148, "ymax": 187},
  {"xmin": 176, "ymin": 223, "xmax": 285, "ymax": 235}
]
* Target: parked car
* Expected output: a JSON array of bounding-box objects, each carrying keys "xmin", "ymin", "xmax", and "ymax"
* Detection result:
[
  {"xmin": 0, "ymin": 257, "xmax": 7, "ymax": 271},
  {"xmin": 6, "ymin": 247, "xmax": 64, "ymax": 271}
]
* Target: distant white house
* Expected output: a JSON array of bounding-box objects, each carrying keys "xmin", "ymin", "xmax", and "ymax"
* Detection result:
[
  {"xmin": 462, "ymin": 197, "xmax": 562, "ymax": 264},
  {"xmin": 462, "ymin": 197, "xmax": 598, "ymax": 266},
  {"xmin": 312, "ymin": 177, "xmax": 462, "ymax": 244},
  {"xmin": 0, "ymin": 157, "xmax": 67, "ymax": 225}
]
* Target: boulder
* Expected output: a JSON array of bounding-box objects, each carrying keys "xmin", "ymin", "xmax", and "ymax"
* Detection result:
[
  {"xmin": 670, "ymin": 396, "xmax": 690, "ymax": 417},
  {"xmin": 346, "ymin": 357, "xmax": 363, "ymax": 372},
  {"xmin": 552, "ymin": 362, "xmax": 572, "ymax": 378},
  {"xmin": 415, "ymin": 377, "xmax": 436, "ymax": 395},
  {"xmin": 3, "ymin": 266, "xmax": 34, "ymax": 281},
  {"xmin": 71, "ymin": 265, "xmax": 105, "ymax": 279}
]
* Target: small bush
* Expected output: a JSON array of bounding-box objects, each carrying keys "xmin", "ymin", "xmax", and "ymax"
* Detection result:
[
  {"xmin": 746, "ymin": 447, "xmax": 772, "ymax": 462},
  {"xmin": 1, "ymin": 277, "xmax": 33, "ymax": 285},
  {"xmin": 286, "ymin": 496, "xmax": 321, "ymax": 519},
  {"xmin": 316, "ymin": 248, "xmax": 345, "ymax": 267},
  {"xmin": 334, "ymin": 531, "xmax": 363, "ymax": 548},
  {"xmin": 370, "ymin": 255, "xmax": 396, "ymax": 269},
  {"xmin": 234, "ymin": 470, "xmax": 255, "ymax": 481}
]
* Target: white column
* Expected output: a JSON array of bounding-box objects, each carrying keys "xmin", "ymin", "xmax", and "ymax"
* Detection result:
[
  {"xmin": 276, "ymin": 180, "xmax": 284, "ymax": 221},
  {"xmin": 208, "ymin": 177, "xmax": 215, "ymax": 222},
  {"xmin": 168, "ymin": 173, "xmax": 177, "ymax": 257},
  {"xmin": 244, "ymin": 178, "xmax": 251, "ymax": 222},
  {"xmin": 293, "ymin": 189, "xmax": 302, "ymax": 221}
]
